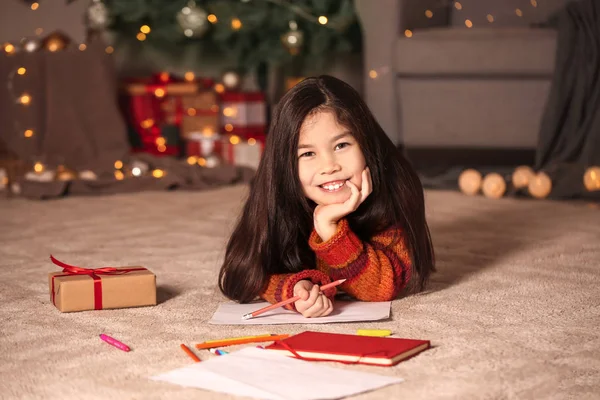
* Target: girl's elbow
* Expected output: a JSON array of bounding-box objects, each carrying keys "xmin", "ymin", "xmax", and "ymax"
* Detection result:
[
  {"xmin": 374, "ymin": 293, "xmax": 397, "ymax": 302},
  {"xmin": 353, "ymin": 281, "xmax": 407, "ymax": 302}
]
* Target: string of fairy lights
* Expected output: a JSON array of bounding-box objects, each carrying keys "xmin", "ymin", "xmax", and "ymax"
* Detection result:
[
  {"xmin": 86, "ymin": 0, "xmax": 335, "ymax": 57},
  {"xmin": 2, "ymin": 0, "xmax": 599, "ymax": 195},
  {"xmin": 368, "ymin": 0, "xmax": 542, "ymax": 80},
  {"xmin": 364, "ymin": 0, "xmax": 600, "ymax": 196},
  {"xmin": 1, "ymin": 3, "xmax": 148, "ymax": 182},
  {"xmin": 133, "ymin": 0, "xmax": 332, "ymax": 42},
  {"xmin": 458, "ymin": 165, "xmax": 600, "ymax": 199},
  {"xmin": 410, "ymin": 0, "xmax": 541, "ymax": 34},
  {"xmin": 2, "ymin": 0, "xmax": 278, "ymax": 185}
]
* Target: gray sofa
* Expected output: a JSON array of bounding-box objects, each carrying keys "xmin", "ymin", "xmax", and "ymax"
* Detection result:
[{"xmin": 355, "ymin": 0, "xmax": 570, "ymax": 149}]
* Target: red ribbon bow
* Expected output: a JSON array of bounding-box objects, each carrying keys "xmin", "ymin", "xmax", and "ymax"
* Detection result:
[{"xmin": 50, "ymin": 255, "xmax": 146, "ymax": 310}]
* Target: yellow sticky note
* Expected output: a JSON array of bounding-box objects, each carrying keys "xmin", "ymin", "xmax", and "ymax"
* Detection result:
[{"xmin": 356, "ymin": 329, "xmax": 392, "ymax": 337}]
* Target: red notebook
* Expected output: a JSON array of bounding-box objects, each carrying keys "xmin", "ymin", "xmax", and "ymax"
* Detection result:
[{"xmin": 264, "ymin": 331, "xmax": 430, "ymax": 367}]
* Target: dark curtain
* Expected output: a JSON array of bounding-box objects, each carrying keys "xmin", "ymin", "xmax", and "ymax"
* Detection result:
[{"xmin": 536, "ymin": 0, "xmax": 600, "ymax": 198}]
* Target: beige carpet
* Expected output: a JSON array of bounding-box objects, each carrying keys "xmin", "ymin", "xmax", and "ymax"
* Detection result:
[{"xmin": 1, "ymin": 185, "xmax": 599, "ymax": 400}]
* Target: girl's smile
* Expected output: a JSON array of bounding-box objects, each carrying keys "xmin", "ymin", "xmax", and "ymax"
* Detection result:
[{"xmin": 318, "ymin": 179, "xmax": 347, "ymax": 192}]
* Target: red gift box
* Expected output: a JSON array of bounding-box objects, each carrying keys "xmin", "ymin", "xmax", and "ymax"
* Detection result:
[
  {"xmin": 185, "ymin": 133, "xmax": 222, "ymax": 158},
  {"xmin": 121, "ymin": 73, "xmax": 216, "ymax": 156},
  {"xmin": 220, "ymin": 92, "xmax": 266, "ymax": 137}
]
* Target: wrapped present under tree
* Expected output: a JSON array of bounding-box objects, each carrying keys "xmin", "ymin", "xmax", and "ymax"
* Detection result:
[
  {"xmin": 120, "ymin": 73, "xmax": 269, "ymax": 171},
  {"xmin": 120, "ymin": 73, "xmax": 216, "ymax": 156},
  {"xmin": 220, "ymin": 133, "xmax": 265, "ymax": 170},
  {"xmin": 185, "ymin": 132, "xmax": 222, "ymax": 168},
  {"xmin": 220, "ymin": 92, "xmax": 267, "ymax": 137}
]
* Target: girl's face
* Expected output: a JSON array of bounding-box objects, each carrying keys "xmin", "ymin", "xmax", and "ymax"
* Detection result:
[{"xmin": 297, "ymin": 110, "xmax": 366, "ymax": 206}]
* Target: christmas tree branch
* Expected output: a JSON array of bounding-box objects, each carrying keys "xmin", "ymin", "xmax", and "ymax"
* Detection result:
[{"xmin": 263, "ymin": 0, "xmax": 319, "ymax": 24}]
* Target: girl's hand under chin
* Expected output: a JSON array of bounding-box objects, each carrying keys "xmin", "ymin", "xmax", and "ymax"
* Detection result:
[
  {"xmin": 293, "ymin": 280, "xmax": 334, "ymax": 318},
  {"xmin": 313, "ymin": 167, "xmax": 372, "ymax": 242}
]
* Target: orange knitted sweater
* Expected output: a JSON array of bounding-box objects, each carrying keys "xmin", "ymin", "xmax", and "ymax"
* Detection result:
[{"xmin": 259, "ymin": 218, "xmax": 412, "ymax": 311}]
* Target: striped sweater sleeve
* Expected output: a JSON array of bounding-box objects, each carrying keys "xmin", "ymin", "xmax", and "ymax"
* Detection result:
[
  {"xmin": 259, "ymin": 269, "xmax": 334, "ymax": 311},
  {"xmin": 309, "ymin": 219, "xmax": 412, "ymax": 301}
]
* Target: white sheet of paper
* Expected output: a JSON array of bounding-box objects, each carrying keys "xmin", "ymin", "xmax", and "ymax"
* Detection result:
[
  {"xmin": 152, "ymin": 347, "xmax": 402, "ymax": 400},
  {"xmin": 208, "ymin": 300, "xmax": 391, "ymax": 325}
]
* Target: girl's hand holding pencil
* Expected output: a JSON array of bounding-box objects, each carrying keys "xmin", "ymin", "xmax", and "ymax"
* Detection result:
[
  {"xmin": 293, "ymin": 280, "xmax": 334, "ymax": 318},
  {"xmin": 242, "ymin": 279, "xmax": 346, "ymax": 320}
]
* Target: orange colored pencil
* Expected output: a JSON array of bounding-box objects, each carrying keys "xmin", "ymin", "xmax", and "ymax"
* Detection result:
[
  {"xmin": 180, "ymin": 344, "xmax": 201, "ymax": 362},
  {"xmin": 242, "ymin": 278, "xmax": 346, "ymax": 320},
  {"xmin": 204, "ymin": 334, "xmax": 274, "ymax": 344},
  {"xmin": 195, "ymin": 334, "xmax": 290, "ymax": 350}
]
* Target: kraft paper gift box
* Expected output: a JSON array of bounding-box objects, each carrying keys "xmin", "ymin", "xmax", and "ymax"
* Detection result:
[
  {"xmin": 161, "ymin": 91, "xmax": 219, "ymax": 126},
  {"xmin": 48, "ymin": 258, "xmax": 157, "ymax": 313},
  {"xmin": 181, "ymin": 91, "xmax": 219, "ymax": 111},
  {"xmin": 180, "ymin": 114, "xmax": 220, "ymax": 139}
]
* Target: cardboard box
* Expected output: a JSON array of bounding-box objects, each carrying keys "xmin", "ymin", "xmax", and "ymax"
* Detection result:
[
  {"xmin": 123, "ymin": 82, "xmax": 200, "ymax": 96},
  {"xmin": 161, "ymin": 91, "xmax": 219, "ymax": 126},
  {"xmin": 181, "ymin": 91, "xmax": 219, "ymax": 111},
  {"xmin": 49, "ymin": 267, "xmax": 156, "ymax": 312},
  {"xmin": 181, "ymin": 114, "xmax": 220, "ymax": 138}
]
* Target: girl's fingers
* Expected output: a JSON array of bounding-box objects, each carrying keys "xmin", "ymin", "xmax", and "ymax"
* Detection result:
[
  {"xmin": 313, "ymin": 173, "xmax": 368, "ymax": 226},
  {"xmin": 307, "ymin": 295, "xmax": 329, "ymax": 317},
  {"xmin": 307, "ymin": 284, "xmax": 320, "ymax": 303},
  {"xmin": 360, "ymin": 168, "xmax": 372, "ymax": 204},
  {"xmin": 293, "ymin": 283, "xmax": 311, "ymax": 300},
  {"xmin": 344, "ymin": 180, "xmax": 361, "ymax": 211},
  {"xmin": 297, "ymin": 285, "xmax": 320, "ymax": 313},
  {"xmin": 321, "ymin": 297, "xmax": 334, "ymax": 317},
  {"xmin": 322, "ymin": 300, "xmax": 334, "ymax": 317}
]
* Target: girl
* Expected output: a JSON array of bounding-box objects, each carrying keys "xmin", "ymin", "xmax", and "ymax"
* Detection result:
[{"xmin": 219, "ymin": 75, "xmax": 434, "ymax": 318}]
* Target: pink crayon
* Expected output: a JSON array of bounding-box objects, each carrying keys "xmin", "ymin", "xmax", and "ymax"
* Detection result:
[{"xmin": 100, "ymin": 334, "xmax": 130, "ymax": 352}]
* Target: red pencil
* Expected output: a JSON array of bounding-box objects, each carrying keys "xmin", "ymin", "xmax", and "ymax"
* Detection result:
[
  {"xmin": 180, "ymin": 344, "xmax": 201, "ymax": 362},
  {"xmin": 242, "ymin": 278, "xmax": 346, "ymax": 320}
]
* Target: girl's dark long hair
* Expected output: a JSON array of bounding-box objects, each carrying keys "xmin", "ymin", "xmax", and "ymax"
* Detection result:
[{"xmin": 219, "ymin": 75, "xmax": 435, "ymax": 303}]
